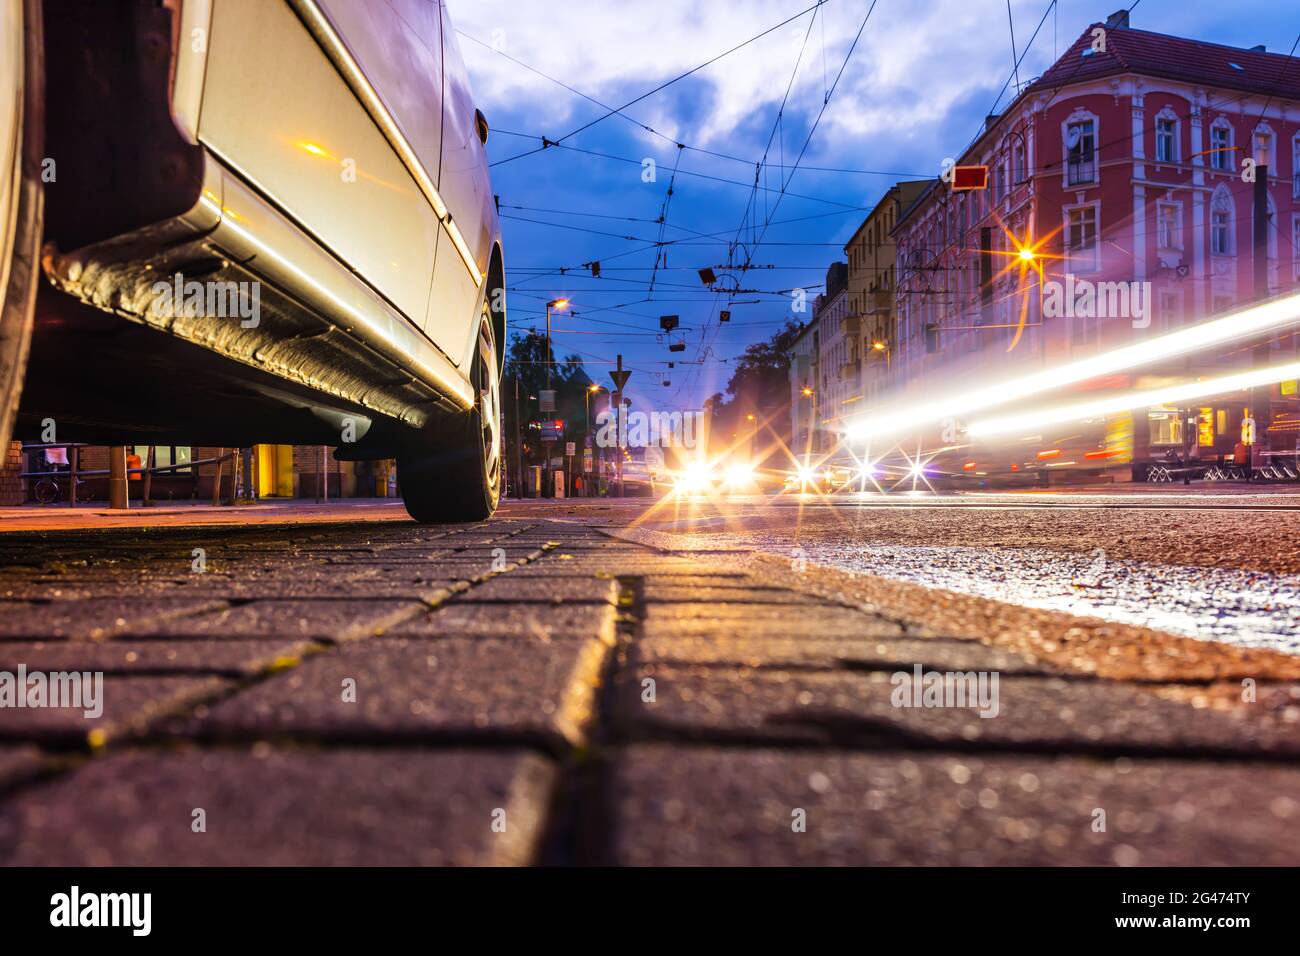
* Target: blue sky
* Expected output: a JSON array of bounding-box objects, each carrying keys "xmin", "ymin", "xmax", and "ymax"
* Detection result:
[{"xmin": 449, "ymin": 0, "xmax": 1299, "ymax": 413}]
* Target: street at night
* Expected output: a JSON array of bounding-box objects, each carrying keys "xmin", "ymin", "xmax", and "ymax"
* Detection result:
[
  {"xmin": 0, "ymin": 491, "xmax": 1296, "ymax": 870},
  {"xmin": 2, "ymin": 0, "xmax": 1299, "ymax": 933}
]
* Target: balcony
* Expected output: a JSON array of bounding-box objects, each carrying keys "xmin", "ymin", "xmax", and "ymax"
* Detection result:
[
  {"xmin": 866, "ymin": 291, "xmax": 893, "ymax": 314},
  {"xmin": 839, "ymin": 315, "xmax": 860, "ymax": 336}
]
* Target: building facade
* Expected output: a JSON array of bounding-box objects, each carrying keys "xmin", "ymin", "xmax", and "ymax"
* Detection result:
[
  {"xmin": 844, "ymin": 181, "xmax": 930, "ymax": 402},
  {"xmin": 890, "ymin": 11, "xmax": 1300, "ymax": 472}
]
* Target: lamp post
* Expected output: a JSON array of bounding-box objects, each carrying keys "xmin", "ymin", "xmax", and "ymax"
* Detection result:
[
  {"xmin": 586, "ymin": 384, "xmax": 603, "ymax": 497},
  {"xmin": 543, "ymin": 298, "xmax": 570, "ymax": 496}
]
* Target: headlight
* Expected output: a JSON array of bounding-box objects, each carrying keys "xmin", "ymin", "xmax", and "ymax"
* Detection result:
[{"xmin": 724, "ymin": 464, "xmax": 754, "ymax": 486}]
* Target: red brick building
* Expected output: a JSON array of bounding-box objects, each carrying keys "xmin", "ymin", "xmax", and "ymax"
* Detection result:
[{"xmin": 890, "ymin": 11, "xmax": 1300, "ymax": 475}]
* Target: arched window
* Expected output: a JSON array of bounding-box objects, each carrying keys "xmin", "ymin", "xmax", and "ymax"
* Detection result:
[
  {"xmin": 1210, "ymin": 184, "xmax": 1234, "ymax": 256},
  {"xmin": 1208, "ymin": 117, "xmax": 1234, "ymax": 171},
  {"xmin": 1252, "ymin": 121, "xmax": 1276, "ymax": 170},
  {"xmin": 1154, "ymin": 107, "xmax": 1180, "ymax": 164}
]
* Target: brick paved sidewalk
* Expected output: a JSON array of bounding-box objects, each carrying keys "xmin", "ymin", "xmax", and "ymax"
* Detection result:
[{"xmin": 0, "ymin": 518, "xmax": 1296, "ymax": 865}]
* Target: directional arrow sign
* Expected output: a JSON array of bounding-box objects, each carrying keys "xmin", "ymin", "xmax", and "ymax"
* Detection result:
[{"xmin": 610, "ymin": 353, "xmax": 631, "ymax": 391}]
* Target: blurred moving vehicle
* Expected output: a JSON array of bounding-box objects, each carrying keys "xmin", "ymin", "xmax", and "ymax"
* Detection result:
[{"xmin": 0, "ymin": 0, "xmax": 504, "ymax": 521}]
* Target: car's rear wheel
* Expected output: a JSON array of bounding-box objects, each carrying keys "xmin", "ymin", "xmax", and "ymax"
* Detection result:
[
  {"xmin": 398, "ymin": 310, "xmax": 501, "ymax": 522},
  {"xmin": 0, "ymin": 0, "xmax": 44, "ymax": 449}
]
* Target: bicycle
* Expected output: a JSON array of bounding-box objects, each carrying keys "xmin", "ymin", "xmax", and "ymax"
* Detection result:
[{"xmin": 32, "ymin": 473, "xmax": 91, "ymax": 504}]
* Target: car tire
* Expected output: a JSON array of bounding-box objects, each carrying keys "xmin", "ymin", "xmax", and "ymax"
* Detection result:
[
  {"xmin": 0, "ymin": 0, "xmax": 44, "ymax": 449},
  {"xmin": 398, "ymin": 309, "xmax": 501, "ymax": 523}
]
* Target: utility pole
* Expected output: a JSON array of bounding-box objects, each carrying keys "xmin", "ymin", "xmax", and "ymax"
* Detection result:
[
  {"xmin": 1251, "ymin": 165, "xmax": 1271, "ymax": 479},
  {"xmin": 609, "ymin": 354, "xmax": 631, "ymax": 499},
  {"xmin": 513, "ymin": 372, "xmax": 524, "ymax": 499}
]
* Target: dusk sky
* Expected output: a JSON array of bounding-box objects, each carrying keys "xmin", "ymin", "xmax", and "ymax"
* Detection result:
[{"xmin": 450, "ymin": 0, "xmax": 1300, "ymax": 413}]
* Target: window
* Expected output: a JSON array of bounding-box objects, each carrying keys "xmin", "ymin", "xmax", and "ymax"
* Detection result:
[
  {"xmin": 1066, "ymin": 205, "xmax": 1098, "ymax": 271},
  {"xmin": 1014, "ymin": 141, "xmax": 1027, "ymax": 183},
  {"xmin": 1066, "ymin": 119, "xmax": 1096, "ymax": 185},
  {"xmin": 1159, "ymin": 290, "xmax": 1182, "ymax": 328},
  {"xmin": 1071, "ymin": 309, "xmax": 1097, "ymax": 346},
  {"xmin": 995, "ymin": 160, "xmax": 1007, "ymax": 200},
  {"xmin": 1293, "ymin": 134, "xmax": 1300, "ymax": 198},
  {"xmin": 1253, "ymin": 127, "xmax": 1274, "ymax": 168},
  {"xmin": 1149, "ymin": 410, "xmax": 1182, "ymax": 446},
  {"xmin": 1294, "ymin": 215, "xmax": 1300, "ymax": 280},
  {"xmin": 130, "ymin": 446, "xmax": 193, "ymax": 475},
  {"xmin": 1211, "ymin": 208, "xmax": 1231, "ymax": 254},
  {"xmin": 1210, "ymin": 123, "xmax": 1232, "ymax": 170},
  {"xmin": 1156, "ymin": 117, "xmax": 1177, "ymax": 163},
  {"xmin": 1157, "ymin": 203, "xmax": 1181, "ymax": 251}
]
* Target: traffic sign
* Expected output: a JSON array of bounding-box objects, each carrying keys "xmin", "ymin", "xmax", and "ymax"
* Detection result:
[
  {"xmin": 610, "ymin": 354, "xmax": 631, "ymax": 391},
  {"xmin": 565, "ymin": 442, "xmax": 576, "ymax": 457},
  {"xmin": 538, "ymin": 389, "xmax": 557, "ymax": 412}
]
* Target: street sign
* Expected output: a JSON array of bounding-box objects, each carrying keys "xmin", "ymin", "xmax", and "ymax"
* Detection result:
[
  {"xmin": 565, "ymin": 442, "xmax": 576, "ymax": 457},
  {"xmin": 610, "ymin": 358, "xmax": 631, "ymax": 391},
  {"xmin": 538, "ymin": 389, "xmax": 556, "ymax": 412},
  {"xmin": 583, "ymin": 451, "xmax": 593, "ymax": 473},
  {"xmin": 659, "ymin": 315, "xmax": 679, "ymax": 332},
  {"xmin": 950, "ymin": 165, "xmax": 989, "ymax": 191}
]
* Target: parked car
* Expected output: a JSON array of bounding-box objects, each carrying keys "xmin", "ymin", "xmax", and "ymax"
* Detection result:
[{"xmin": 0, "ymin": 0, "xmax": 504, "ymax": 521}]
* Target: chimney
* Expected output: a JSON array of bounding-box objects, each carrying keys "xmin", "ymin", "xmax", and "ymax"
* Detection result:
[
  {"xmin": 1105, "ymin": 9, "xmax": 1130, "ymax": 29},
  {"xmin": 1249, "ymin": 44, "xmax": 1266, "ymax": 52},
  {"xmin": 985, "ymin": 113, "xmax": 1001, "ymax": 133}
]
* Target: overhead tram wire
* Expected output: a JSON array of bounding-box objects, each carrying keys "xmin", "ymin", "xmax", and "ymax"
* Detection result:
[
  {"xmin": 485, "ymin": 0, "xmax": 833, "ymax": 168},
  {"xmin": 682, "ymin": 0, "xmax": 882, "ymax": 401},
  {"xmin": 675, "ymin": 0, "xmax": 832, "ymax": 402}
]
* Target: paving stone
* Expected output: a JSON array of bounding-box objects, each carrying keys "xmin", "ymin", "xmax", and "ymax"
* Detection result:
[
  {"xmin": 0, "ymin": 746, "xmax": 47, "ymax": 790},
  {"xmin": 0, "ymin": 747, "xmax": 556, "ymax": 865},
  {"xmin": 391, "ymin": 601, "xmax": 617, "ymax": 642},
  {"xmin": 641, "ymin": 585, "xmax": 822, "ymax": 604},
  {"xmin": 0, "ymin": 675, "xmax": 228, "ymax": 744},
  {"xmin": 0, "ymin": 598, "xmax": 229, "ymax": 640},
  {"xmin": 0, "ymin": 639, "xmax": 318, "ymax": 676},
  {"xmin": 640, "ymin": 604, "xmax": 905, "ymax": 639},
  {"xmin": 121, "ymin": 599, "xmax": 429, "ymax": 641},
  {"xmin": 615, "ymin": 665, "xmax": 1300, "ymax": 756},
  {"xmin": 635, "ymin": 635, "xmax": 1058, "ymax": 675},
  {"xmin": 607, "ymin": 745, "xmax": 1300, "ymax": 865},
  {"xmin": 463, "ymin": 575, "xmax": 619, "ymax": 604},
  {"xmin": 187, "ymin": 638, "xmax": 609, "ymax": 752}
]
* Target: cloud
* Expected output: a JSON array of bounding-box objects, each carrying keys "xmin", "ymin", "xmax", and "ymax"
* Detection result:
[{"xmin": 448, "ymin": 0, "xmax": 1072, "ymax": 170}]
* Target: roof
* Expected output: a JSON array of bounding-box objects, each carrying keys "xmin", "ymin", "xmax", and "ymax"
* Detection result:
[
  {"xmin": 1026, "ymin": 24, "xmax": 1300, "ymax": 102},
  {"xmin": 845, "ymin": 180, "xmax": 930, "ymax": 249},
  {"xmin": 892, "ymin": 22, "xmax": 1300, "ymax": 234}
]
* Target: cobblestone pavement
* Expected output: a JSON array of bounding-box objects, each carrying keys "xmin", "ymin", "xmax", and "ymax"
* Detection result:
[{"xmin": 0, "ymin": 508, "xmax": 1297, "ymax": 865}]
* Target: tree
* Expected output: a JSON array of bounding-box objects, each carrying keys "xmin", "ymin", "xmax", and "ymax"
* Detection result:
[
  {"xmin": 503, "ymin": 332, "xmax": 592, "ymax": 481},
  {"xmin": 704, "ymin": 321, "xmax": 803, "ymax": 458}
]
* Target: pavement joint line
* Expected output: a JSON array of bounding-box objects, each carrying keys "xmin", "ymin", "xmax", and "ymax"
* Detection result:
[
  {"xmin": 0, "ymin": 521, "xmax": 581, "ymax": 798},
  {"xmin": 537, "ymin": 573, "xmax": 643, "ymax": 866}
]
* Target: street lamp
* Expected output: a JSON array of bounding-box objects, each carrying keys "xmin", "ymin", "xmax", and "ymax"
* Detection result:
[
  {"xmin": 544, "ymin": 298, "xmax": 571, "ymax": 390},
  {"xmin": 541, "ymin": 298, "xmax": 570, "ymax": 497},
  {"xmin": 585, "ymin": 384, "xmax": 604, "ymax": 498}
]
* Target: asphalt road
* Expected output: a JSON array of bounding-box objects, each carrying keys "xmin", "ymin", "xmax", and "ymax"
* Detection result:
[{"xmin": 0, "ymin": 491, "xmax": 1297, "ymax": 865}]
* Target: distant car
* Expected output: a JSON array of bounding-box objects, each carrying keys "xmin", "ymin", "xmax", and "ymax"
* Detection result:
[{"xmin": 0, "ymin": 0, "xmax": 504, "ymax": 521}]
